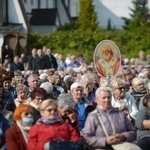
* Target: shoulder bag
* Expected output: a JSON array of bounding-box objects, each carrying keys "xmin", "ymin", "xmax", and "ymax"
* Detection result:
[{"xmin": 96, "ymin": 111, "xmax": 141, "ymax": 150}]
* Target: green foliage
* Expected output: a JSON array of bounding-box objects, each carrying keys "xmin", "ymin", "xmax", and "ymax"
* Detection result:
[
  {"xmin": 77, "ymin": 0, "xmax": 98, "ymax": 31},
  {"xmin": 123, "ymin": 0, "xmax": 150, "ymax": 30},
  {"xmin": 57, "ymin": 22, "xmax": 80, "ymax": 31},
  {"xmin": 28, "ymin": 27, "xmax": 150, "ymax": 63}
]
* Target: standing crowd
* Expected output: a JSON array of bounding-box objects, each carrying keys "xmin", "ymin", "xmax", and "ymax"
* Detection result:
[{"xmin": 0, "ymin": 45, "xmax": 150, "ymax": 150}]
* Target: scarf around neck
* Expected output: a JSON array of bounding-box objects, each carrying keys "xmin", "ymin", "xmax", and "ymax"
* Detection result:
[
  {"xmin": 41, "ymin": 116, "xmax": 63, "ymax": 125},
  {"xmin": 16, "ymin": 120, "xmax": 31, "ymax": 143}
]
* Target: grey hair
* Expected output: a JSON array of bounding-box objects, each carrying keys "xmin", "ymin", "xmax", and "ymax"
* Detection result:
[
  {"xmin": 132, "ymin": 77, "xmax": 143, "ymax": 88},
  {"xmin": 110, "ymin": 78, "xmax": 125, "ymax": 89},
  {"xmin": 95, "ymin": 86, "xmax": 112, "ymax": 99},
  {"xmin": 57, "ymin": 93, "xmax": 75, "ymax": 108},
  {"xmin": 40, "ymin": 81, "xmax": 53, "ymax": 94},
  {"xmin": 27, "ymin": 74, "xmax": 38, "ymax": 83},
  {"xmin": 16, "ymin": 84, "xmax": 29, "ymax": 94},
  {"xmin": 80, "ymin": 74, "xmax": 94, "ymax": 84}
]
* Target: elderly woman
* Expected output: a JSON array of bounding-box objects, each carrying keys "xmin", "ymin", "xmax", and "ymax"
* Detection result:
[
  {"xmin": 80, "ymin": 73, "xmax": 96, "ymax": 105},
  {"xmin": 30, "ymin": 87, "xmax": 47, "ymax": 123},
  {"xmin": 131, "ymin": 77, "xmax": 148, "ymax": 110},
  {"xmin": 82, "ymin": 86, "xmax": 137, "ymax": 150},
  {"xmin": 57, "ymin": 93, "xmax": 80, "ymax": 135},
  {"xmin": 40, "ymin": 81, "xmax": 54, "ymax": 98},
  {"xmin": 70, "ymin": 82, "xmax": 94, "ymax": 131},
  {"xmin": 53, "ymin": 72, "xmax": 65, "ymax": 94},
  {"xmin": 27, "ymin": 99, "xmax": 80, "ymax": 150},
  {"xmin": 14, "ymin": 75, "xmax": 24, "ymax": 86},
  {"xmin": 6, "ymin": 104, "xmax": 34, "ymax": 150},
  {"xmin": 136, "ymin": 93, "xmax": 150, "ymax": 150},
  {"xmin": 14, "ymin": 84, "xmax": 31, "ymax": 107},
  {"xmin": 111, "ymin": 78, "xmax": 138, "ymax": 120},
  {"xmin": 123, "ymin": 69, "xmax": 134, "ymax": 92}
]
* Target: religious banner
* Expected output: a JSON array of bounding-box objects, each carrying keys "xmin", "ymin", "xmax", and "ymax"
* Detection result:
[{"xmin": 94, "ymin": 40, "xmax": 121, "ymax": 77}]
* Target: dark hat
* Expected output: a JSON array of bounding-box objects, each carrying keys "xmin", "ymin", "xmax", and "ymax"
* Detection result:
[{"xmin": 1, "ymin": 76, "xmax": 12, "ymax": 83}]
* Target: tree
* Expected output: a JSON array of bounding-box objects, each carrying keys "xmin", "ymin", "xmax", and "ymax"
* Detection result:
[
  {"xmin": 77, "ymin": 0, "xmax": 98, "ymax": 31},
  {"xmin": 122, "ymin": 0, "xmax": 150, "ymax": 30}
]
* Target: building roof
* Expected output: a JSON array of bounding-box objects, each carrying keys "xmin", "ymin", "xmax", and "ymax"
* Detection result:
[{"xmin": 30, "ymin": 8, "xmax": 57, "ymax": 25}]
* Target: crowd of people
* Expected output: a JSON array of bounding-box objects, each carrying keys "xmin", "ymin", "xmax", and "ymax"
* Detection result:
[{"xmin": 0, "ymin": 45, "xmax": 150, "ymax": 150}]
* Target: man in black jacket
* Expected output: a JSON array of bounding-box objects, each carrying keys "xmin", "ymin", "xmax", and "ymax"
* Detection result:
[
  {"xmin": 44, "ymin": 48, "xmax": 58, "ymax": 70},
  {"xmin": 28, "ymin": 48, "xmax": 38, "ymax": 71},
  {"xmin": 10, "ymin": 56, "xmax": 24, "ymax": 72}
]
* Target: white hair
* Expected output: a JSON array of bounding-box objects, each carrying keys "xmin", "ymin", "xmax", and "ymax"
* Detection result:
[
  {"xmin": 40, "ymin": 82, "xmax": 53, "ymax": 94},
  {"xmin": 57, "ymin": 93, "xmax": 75, "ymax": 108},
  {"xmin": 95, "ymin": 86, "xmax": 112, "ymax": 99}
]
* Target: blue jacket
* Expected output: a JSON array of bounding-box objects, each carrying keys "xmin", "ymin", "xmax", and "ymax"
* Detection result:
[{"xmin": 0, "ymin": 90, "xmax": 16, "ymax": 112}]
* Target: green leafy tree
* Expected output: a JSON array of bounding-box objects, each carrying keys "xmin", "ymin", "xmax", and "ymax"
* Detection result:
[
  {"xmin": 77, "ymin": 0, "xmax": 98, "ymax": 31},
  {"xmin": 122, "ymin": 0, "xmax": 150, "ymax": 30}
]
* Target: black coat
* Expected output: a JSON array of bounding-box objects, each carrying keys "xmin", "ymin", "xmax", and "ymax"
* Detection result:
[
  {"xmin": 36, "ymin": 56, "xmax": 47, "ymax": 70},
  {"xmin": 10, "ymin": 62, "xmax": 24, "ymax": 72},
  {"xmin": 44, "ymin": 55, "xmax": 58, "ymax": 69},
  {"xmin": 28, "ymin": 56, "xmax": 38, "ymax": 70}
]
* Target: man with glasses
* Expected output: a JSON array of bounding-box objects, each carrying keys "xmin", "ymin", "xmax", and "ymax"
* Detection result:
[{"xmin": 110, "ymin": 78, "xmax": 138, "ymax": 120}]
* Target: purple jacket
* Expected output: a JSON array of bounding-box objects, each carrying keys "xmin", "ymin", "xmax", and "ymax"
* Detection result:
[{"xmin": 82, "ymin": 106, "xmax": 136, "ymax": 149}]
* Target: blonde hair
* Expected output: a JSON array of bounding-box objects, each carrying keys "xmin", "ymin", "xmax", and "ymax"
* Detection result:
[
  {"xmin": 132, "ymin": 77, "xmax": 143, "ymax": 88},
  {"xmin": 110, "ymin": 78, "xmax": 125, "ymax": 89},
  {"xmin": 39, "ymin": 99, "xmax": 57, "ymax": 111}
]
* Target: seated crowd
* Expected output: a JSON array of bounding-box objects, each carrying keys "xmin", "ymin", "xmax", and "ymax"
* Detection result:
[{"xmin": 0, "ymin": 48, "xmax": 150, "ymax": 150}]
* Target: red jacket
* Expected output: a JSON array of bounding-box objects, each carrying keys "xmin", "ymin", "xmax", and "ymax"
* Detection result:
[
  {"xmin": 27, "ymin": 120, "xmax": 80, "ymax": 150},
  {"xmin": 6, "ymin": 124, "xmax": 27, "ymax": 150}
]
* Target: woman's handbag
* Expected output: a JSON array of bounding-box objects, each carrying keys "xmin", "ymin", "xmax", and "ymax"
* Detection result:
[
  {"xmin": 96, "ymin": 111, "xmax": 141, "ymax": 150},
  {"xmin": 44, "ymin": 140, "xmax": 83, "ymax": 150},
  {"xmin": 111, "ymin": 142, "xmax": 141, "ymax": 150}
]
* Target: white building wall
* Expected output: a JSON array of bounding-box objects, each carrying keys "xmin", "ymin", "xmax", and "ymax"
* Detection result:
[
  {"xmin": 22, "ymin": 0, "xmax": 150, "ymax": 30},
  {"xmin": 23, "ymin": 0, "xmax": 54, "ymax": 13},
  {"xmin": 93, "ymin": 0, "xmax": 150, "ymax": 29},
  {"xmin": 57, "ymin": 0, "xmax": 70, "ymax": 25},
  {"xmin": 8, "ymin": 0, "xmax": 28, "ymax": 34},
  {"xmin": 70, "ymin": 0, "xmax": 79, "ymax": 17}
]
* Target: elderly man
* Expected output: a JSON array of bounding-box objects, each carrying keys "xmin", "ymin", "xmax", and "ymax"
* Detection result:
[
  {"xmin": 70, "ymin": 82, "xmax": 94, "ymax": 131},
  {"xmin": 27, "ymin": 74, "xmax": 39, "ymax": 93},
  {"xmin": 44, "ymin": 48, "xmax": 58, "ymax": 70},
  {"xmin": 10, "ymin": 55, "xmax": 24, "ymax": 72},
  {"xmin": 82, "ymin": 86, "xmax": 136, "ymax": 150},
  {"xmin": 111, "ymin": 78, "xmax": 138, "ymax": 120}
]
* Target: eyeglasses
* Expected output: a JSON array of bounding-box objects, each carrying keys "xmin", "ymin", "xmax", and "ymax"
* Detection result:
[
  {"xmin": 24, "ymin": 112, "xmax": 33, "ymax": 116},
  {"xmin": 115, "ymin": 86, "xmax": 125, "ymax": 90},
  {"xmin": 45, "ymin": 108, "xmax": 57, "ymax": 113}
]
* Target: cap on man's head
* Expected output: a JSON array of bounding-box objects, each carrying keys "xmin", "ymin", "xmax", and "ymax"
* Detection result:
[
  {"xmin": 70, "ymin": 82, "xmax": 84, "ymax": 91},
  {"xmin": 1, "ymin": 76, "xmax": 12, "ymax": 83}
]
